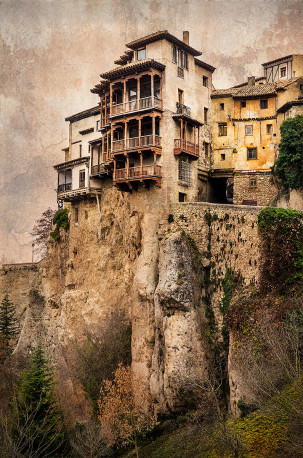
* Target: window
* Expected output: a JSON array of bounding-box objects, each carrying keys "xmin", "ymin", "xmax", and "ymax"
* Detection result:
[
  {"xmin": 79, "ymin": 144, "xmax": 82, "ymax": 157},
  {"xmin": 179, "ymin": 192, "xmax": 187, "ymax": 202},
  {"xmin": 266, "ymin": 124, "xmax": 273, "ymax": 134},
  {"xmin": 178, "ymin": 160, "xmax": 191, "ymax": 186},
  {"xmin": 75, "ymin": 207, "xmax": 79, "ymax": 224},
  {"xmin": 184, "ymin": 52, "xmax": 188, "ymax": 70},
  {"xmin": 241, "ymin": 101, "xmax": 246, "ymax": 108},
  {"xmin": 245, "ymin": 125, "xmax": 253, "ymax": 136},
  {"xmin": 96, "ymin": 120, "xmax": 100, "ymax": 131},
  {"xmin": 204, "ymin": 142, "xmax": 209, "ymax": 157},
  {"xmin": 280, "ymin": 66, "xmax": 286, "ymax": 77},
  {"xmin": 219, "ymin": 123, "xmax": 227, "ymax": 136},
  {"xmin": 204, "ymin": 107, "xmax": 208, "ymax": 123},
  {"xmin": 221, "ymin": 153, "xmax": 225, "ymax": 161},
  {"xmin": 247, "ymin": 147, "xmax": 257, "ymax": 160},
  {"xmin": 178, "ymin": 49, "xmax": 183, "ymax": 68},
  {"xmin": 249, "ymin": 178, "xmax": 257, "ymax": 188},
  {"xmin": 79, "ymin": 169, "xmax": 85, "ymax": 188},
  {"xmin": 203, "ymin": 76, "xmax": 208, "ymax": 87},
  {"xmin": 260, "ymin": 99, "xmax": 268, "ymax": 109},
  {"xmin": 172, "ymin": 45, "xmax": 177, "ymax": 63},
  {"xmin": 178, "ymin": 89, "xmax": 184, "ymax": 105},
  {"xmin": 137, "ymin": 47, "xmax": 146, "ymax": 60},
  {"xmin": 220, "ymin": 103, "xmax": 224, "ymax": 110}
]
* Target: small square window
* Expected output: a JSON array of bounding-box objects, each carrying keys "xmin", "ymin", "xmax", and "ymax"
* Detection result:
[
  {"xmin": 245, "ymin": 125, "xmax": 253, "ymax": 136},
  {"xmin": 137, "ymin": 48, "xmax": 146, "ymax": 60},
  {"xmin": 179, "ymin": 192, "xmax": 187, "ymax": 202},
  {"xmin": 220, "ymin": 103, "xmax": 224, "ymax": 110},
  {"xmin": 219, "ymin": 123, "xmax": 227, "ymax": 136},
  {"xmin": 247, "ymin": 147, "xmax": 257, "ymax": 160},
  {"xmin": 266, "ymin": 124, "xmax": 273, "ymax": 134},
  {"xmin": 280, "ymin": 67, "xmax": 286, "ymax": 77},
  {"xmin": 260, "ymin": 99, "xmax": 268, "ymax": 109},
  {"xmin": 221, "ymin": 153, "xmax": 226, "ymax": 161},
  {"xmin": 204, "ymin": 142, "xmax": 209, "ymax": 157},
  {"xmin": 241, "ymin": 101, "xmax": 246, "ymax": 108},
  {"xmin": 203, "ymin": 76, "xmax": 208, "ymax": 87},
  {"xmin": 249, "ymin": 178, "xmax": 257, "ymax": 188}
]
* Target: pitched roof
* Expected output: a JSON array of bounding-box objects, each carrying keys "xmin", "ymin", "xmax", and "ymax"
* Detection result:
[
  {"xmin": 100, "ymin": 59, "xmax": 165, "ymax": 81},
  {"xmin": 277, "ymin": 99, "xmax": 303, "ymax": 113},
  {"xmin": 211, "ymin": 78, "xmax": 300, "ymax": 99},
  {"xmin": 262, "ymin": 54, "xmax": 303, "ymax": 67},
  {"xmin": 194, "ymin": 58, "xmax": 216, "ymax": 73},
  {"xmin": 65, "ymin": 106, "xmax": 100, "ymax": 122},
  {"xmin": 126, "ymin": 30, "xmax": 202, "ymax": 57}
]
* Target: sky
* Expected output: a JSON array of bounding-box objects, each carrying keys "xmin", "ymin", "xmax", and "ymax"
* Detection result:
[{"xmin": 1, "ymin": 0, "xmax": 302, "ymax": 262}]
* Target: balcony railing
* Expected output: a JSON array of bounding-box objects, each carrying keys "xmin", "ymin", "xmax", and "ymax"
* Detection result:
[
  {"xmin": 111, "ymin": 96, "xmax": 162, "ymax": 116},
  {"xmin": 114, "ymin": 165, "xmax": 162, "ymax": 181},
  {"xmin": 176, "ymin": 102, "xmax": 191, "ymax": 117},
  {"xmin": 112, "ymin": 135, "xmax": 161, "ymax": 154},
  {"xmin": 91, "ymin": 164, "xmax": 108, "ymax": 175},
  {"xmin": 57, "ymin": 183, "xmax": 72, "ymax": 193},
  {"xmin": 174, "ymin": 139, "xmax": 199, "ymax": 158}
]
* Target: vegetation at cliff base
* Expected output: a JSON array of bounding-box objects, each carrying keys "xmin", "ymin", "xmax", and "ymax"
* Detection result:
[
  {"xmin": 274, "ymin": 115, "xmax": 303, "ymax": 190},
  {"xmin": 0, "ymin": 295, "xmax": 19, "ymax": 361},
  {"xmin": 50, "ymin": 209, "xmax": 69, "ymax": 241}
]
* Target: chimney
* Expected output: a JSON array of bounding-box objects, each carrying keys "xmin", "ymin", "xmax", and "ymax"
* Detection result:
[
  {"xmin": 248, "ymin": 76, "xmax": 256, "ymax": 87},
  {"xmin": 183, "ymin": 31, "xmax": 189, "ymax": 45}
]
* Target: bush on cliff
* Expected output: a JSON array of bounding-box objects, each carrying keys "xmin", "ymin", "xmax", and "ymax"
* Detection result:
[
  {"xmin": 50, "ymin": 209, "xmax": 69, "ymax": 242},
  {"xmin": 274, "ymin": 115, "xmax": 303, "ymax": 190}
]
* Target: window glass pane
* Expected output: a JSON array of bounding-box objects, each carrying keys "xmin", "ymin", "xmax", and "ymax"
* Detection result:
[
  {"xmin": 137, "ymin": 48, "xmax": 146, "ymax": 60},
  {"xmin": 172, "ymin": 45, "xmax": 177, "ymax": 63}
]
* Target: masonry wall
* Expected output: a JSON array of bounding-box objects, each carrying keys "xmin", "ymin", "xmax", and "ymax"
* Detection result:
[
  {"xmin": 170, "ymin": 202, "xmax": 262, "ymax": 317},
  {"xmin": 233, "ymin": 170, "xmax": 278, "ymax": 206}
]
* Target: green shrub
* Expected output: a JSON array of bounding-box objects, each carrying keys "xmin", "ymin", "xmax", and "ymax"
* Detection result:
[{"xmin": 50, "ymin": 209, "xmax": 69, "ymax": 241}]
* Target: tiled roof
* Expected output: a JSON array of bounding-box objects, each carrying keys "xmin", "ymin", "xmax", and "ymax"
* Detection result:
[
  {"xmin": 100, "ymin": 59, "xmax": 165, "ymax": 81},
  {"xmin": 194, "ymin": 58, "xmax": 216, "ymax": 73},
  {"xmin": 262, "ymin": 55, "xmax": 303, "ymax": 66},
  {"xmin": 91, "ymin": 80, "xmax": 110, "ymax": 94},
  {"xmin": 232, "ymin": 77, "xmax": 265, "ymax": 88},
  {"xmin": 126, "ymin": 30, "xmax": 202, "ymax": 57},
  {"xmin": 65, "ymin": 106, "xmax": 100, "ymax": 122},
  {"xmin": 211, "ymin": 78, "xmax": 300, "ymax": 99},
  {"xmin": 277, "ymin": 99, "xmax": 303, "ymax": 113}
]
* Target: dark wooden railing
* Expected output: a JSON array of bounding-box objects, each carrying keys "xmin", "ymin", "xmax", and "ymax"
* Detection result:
[
  {"xmin": 174, "ymin": 139, "xmax": 199, "ymax": 157},
  {"xmin": 176, "ymin": 102, "xmax": 191, "ymax": 117},
  {"xmin": 57, "ymin": 183, "xmax": 72, "ymax": 193},
  {"xmin": 112, "ymin": 135, "xmax": 161, "ymax": 154},
  {"xmin": 111, "ymin": 97, "xmax": 162, "ymax": 116},
  {"xmin": 91, "ymin": 164, "xmax": 108, "ymax": 175},
  {"xmin": 114, "ymin": 165, "xmax": 161, "ymax": 181}
]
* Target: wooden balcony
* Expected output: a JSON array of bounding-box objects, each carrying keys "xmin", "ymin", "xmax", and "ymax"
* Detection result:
[
  {"xmin": 57, "ymin": 183, "xmax": 72, "ymax": 193},
  {"xmin": 111, "ymin": 135, "xmax": 161, "ymax": 156},
  {"xmin": 176, "ymin": 103, "xmax": 191, "ymax": 117},
  {"xmin": 111, "ymin": 96, "xmax": 162, "ymax": 117},
  {"xmin": 114, "ymin": 164, "xmax": 161, "ymax": 187},
  {"xmin": 174, "ymin": 139, "xmax": 199, "ymax": 159},
  {"xmin": 91, "ymin": 164, "xmax": 111, "ymax": 177}
]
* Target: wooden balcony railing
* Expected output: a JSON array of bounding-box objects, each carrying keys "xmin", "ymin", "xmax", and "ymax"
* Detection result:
[
  {"xmin": 112, "ymin": 135, "xmax": 161, "ymax": 154},
  {"xmin": 114, "ymin": 165, "xmax": 162, "ymax": 181},
  {"xmin": 91, "ymin": 164, "xmax": 108, "ymax": 175},
  {"xmin": 57, "ymin": 183, "xmax": 72, "ymax": 193},
  {"xmin": 176, "ymin": 102, "xmax": 191, "ymax": 117},
  {"xmin": 174, "ymin": 139, "xmax": 199, "ymax": 158},
  {"xmin": 111, "ymin": 97, "xmax": 162, "ymax": 116}
]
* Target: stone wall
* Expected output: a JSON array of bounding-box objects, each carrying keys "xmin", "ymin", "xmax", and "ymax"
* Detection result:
[
  {"xmin": 170, "ymin": 202, "xmax": 262, "ymax": 316},
  {"xmin": 233, "ymin": 170, "xmax": 277, "ymax": 206}
]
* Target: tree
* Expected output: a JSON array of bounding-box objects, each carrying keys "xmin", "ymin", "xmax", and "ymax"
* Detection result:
[
  {"xmin": 98, "ymin": 365, "xmax": 157, "ymax": 458},
  {"xmin": 274, "ymin": 115, "xmax": 303, "ymax": 190},
  {"xmin": 6, "ymin": 343, "xmax": 67, "ymax": 457},
  {"xmin": 31, "ymin": 208, "xmax": 56, "ymax": 259},
  {"xmin": 75, "ymin": 311, "xmax": 132, "ymax": 415},
  {"xmin": 0, "ymin": 295, "xmax": 19, "ymax": 361}
]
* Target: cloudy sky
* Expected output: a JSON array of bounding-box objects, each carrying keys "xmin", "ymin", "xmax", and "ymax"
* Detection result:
[{"xmin": 1, "ymin": 0, "xmax": 302, "ymax": 262}]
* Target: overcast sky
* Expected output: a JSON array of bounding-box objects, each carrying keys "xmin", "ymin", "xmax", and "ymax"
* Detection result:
[{"xmin": 1, "ymin": 0, "xmax": 302, "ymax": 262}]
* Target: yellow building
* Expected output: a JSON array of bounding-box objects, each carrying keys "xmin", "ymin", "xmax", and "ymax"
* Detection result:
[{"xmin": 211, "ymin": 55, "xmax": 303, "ymax": 206}]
